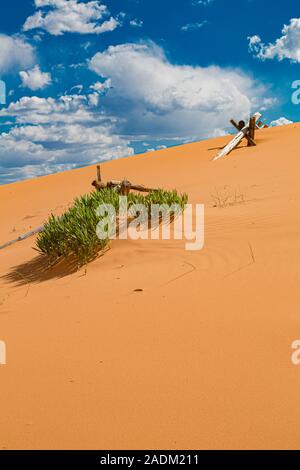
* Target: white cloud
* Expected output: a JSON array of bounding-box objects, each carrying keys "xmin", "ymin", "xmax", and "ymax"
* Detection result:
[
  {"xmin": 270, "ymin": 117, "xmax": 293, "ymax": 127},
  {"xmin": 0, "ymin": 162, "xmax": 77, "ymax": 185},
  {"xmin": 89, "ymin": 41, "xmax": 273, "ymax": 139},
  {"xmin": 181, "ymin": 21, "xmax": 207, "ymax": 31},
  {"xmin": 88, "ymin": 92, "xmax": 100, "ymax": 106},
  {"xmin": 249, "ymin": 18, "xmax": 300, "ymax": 62},
  {"xmin": 0, "ymin": 34, "xmax": 35, "ymax": 74},
  {"xmin": 90, "ymin": 79, "xmax": 111, "ymax": 93},
  {"xmin": 19, "ymin": 65, "xmax": 52, "ymax": 90},
  {"xmin": 207, "ymin": 128, "xmax": 228, "ymax": 138},
  {"xmin": 192, "ymin": 0, "xmax": 214, "ymax": 5},
  {"xmin": 23, "ymin": 0, "xmax": 119, "ymax": 36},
  {"xmin": 130, "ymin": 19, "xmax": 143, "ymax": 28},
  {"xmin": 0, "ymin": 93, "xmax": 134, "ymax": 183}
]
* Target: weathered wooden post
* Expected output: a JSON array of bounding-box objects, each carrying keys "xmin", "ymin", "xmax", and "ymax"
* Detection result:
[
  {"xmin": 247, "ymin": 116, "xmax": 256, "ymax": 147},
  {"xmin": 230, "ymin": 119, "xmax": 256, "ymax": 147},
  {"xmin": 120, "ymin": 180, "xmax": 131, "ymax": 196},
  {"xmin": 96, "ymin": 165, "xmax": 101, "ymax": 183},
  {"xmin": 213, "ymin": 112, "xmax": 261, "ymax": 160},
  {"xmin": 92, "ymin": 167, "xmax": 157, "ymax": 194}
]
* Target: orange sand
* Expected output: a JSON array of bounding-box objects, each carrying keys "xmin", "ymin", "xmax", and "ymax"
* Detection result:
[{"xmin": 1, "ymin": 124, "xmax": 300, "ymax": 449}]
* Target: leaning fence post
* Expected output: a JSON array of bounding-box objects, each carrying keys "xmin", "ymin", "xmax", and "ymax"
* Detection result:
[{"xmin": 248, "ymin": 116, "xmax": 256, "ymax": 147}]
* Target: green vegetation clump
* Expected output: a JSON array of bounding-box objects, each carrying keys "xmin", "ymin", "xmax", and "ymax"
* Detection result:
[{"xmin": 36, "ymin": 188, "xmax": 188, "ymax": 266}]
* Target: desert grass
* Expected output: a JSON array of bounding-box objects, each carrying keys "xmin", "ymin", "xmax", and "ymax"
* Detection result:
[
  {"xmin": 36, "ymin": 188, "xmax": 188, "ymax": 267},
  {"xmin": 211, "ymin": 186, "xmax": 245, "ymax": 209}
]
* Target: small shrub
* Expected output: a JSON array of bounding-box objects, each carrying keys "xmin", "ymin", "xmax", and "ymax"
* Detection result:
[{"xmin": 36, "ymin": 188, "xmax": 188, "ymax": 266}]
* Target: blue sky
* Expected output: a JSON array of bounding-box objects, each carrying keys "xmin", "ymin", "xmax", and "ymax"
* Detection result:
[{"xmin": 0, "ymin": 0, "xmax": 299, "ymax": 184}]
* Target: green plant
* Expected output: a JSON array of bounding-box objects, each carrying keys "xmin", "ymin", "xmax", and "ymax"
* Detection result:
[{"xmin": 36, "ymin": 188, "xmax": 188, "ymax": 267}]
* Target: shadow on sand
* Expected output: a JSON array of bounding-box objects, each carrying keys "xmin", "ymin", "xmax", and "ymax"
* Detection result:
[{"xmin": 1, "ymin": 254, "xmax": 80, "ymax": 287}]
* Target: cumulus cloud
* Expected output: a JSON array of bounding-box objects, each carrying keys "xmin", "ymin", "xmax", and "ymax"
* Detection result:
[
  {"xmin": 23, "ymin": 0, "xmax": 119, "ymax": 36},
  {"xmin": 19, "ymin": 65, "xmax": 52, "ymax": 90},
  {"xmin": 249, "ymin": 18, "xmax": 300, "ymax": 62},
  {"xmin": 0, "ymin": 34, "xmax": 35, "ymax": 74},
  {"xmin": 0, "ymin": 93, "xmax": 134, "ymax": 183},
  {"xmin": 270, "ymin": 117, "xmax": 293, "ymax": 127},
  {"xmin": 89, "ymin": 41, "xmax": 272, "ymax": 139}
]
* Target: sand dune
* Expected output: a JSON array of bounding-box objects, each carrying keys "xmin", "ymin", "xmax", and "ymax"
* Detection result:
[{"xmin": 1, "ymin": 123, "xmax": 300, "ymax": 449}]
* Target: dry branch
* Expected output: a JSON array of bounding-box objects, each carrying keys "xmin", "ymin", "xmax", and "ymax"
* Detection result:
[{"xmin": 0, "ymin": 226, "xmax": 44, "ymax": 251}]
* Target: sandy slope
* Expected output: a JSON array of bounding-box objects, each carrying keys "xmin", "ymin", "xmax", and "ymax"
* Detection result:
[{"xmin": 1, "ymin": 124, "xmax": 300, "ymax": 449}]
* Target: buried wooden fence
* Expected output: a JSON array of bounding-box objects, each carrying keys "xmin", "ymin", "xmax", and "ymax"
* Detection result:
[
  {"xmin": 213, "ymin": 112, "xmax": 268, "ymax": 161},
  {"xmin": 92, "ymin": 165, "xmax": 157, "ymax": 195}
]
